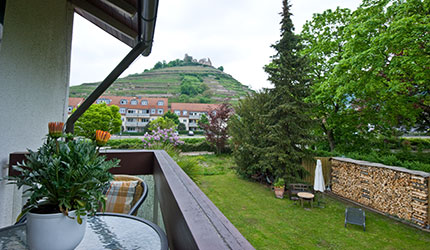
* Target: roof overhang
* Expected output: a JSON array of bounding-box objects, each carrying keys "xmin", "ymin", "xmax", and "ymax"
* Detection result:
[{"xmin": 69, "ymin": 0, "xmax": 158, "ymax": 56}]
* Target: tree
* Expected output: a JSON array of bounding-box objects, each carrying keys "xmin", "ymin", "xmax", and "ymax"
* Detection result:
[
  {"xmin": 259, "ymin": 0, "xmax": 314, "ymax": 182},
  {"xmin": 229, "ymin": 91, "xmax": 275, "ymax": 178},
  {"xmin": 201, "ymin": 103, "xmax": 234, "ymax": 154},
  {"xmin": 162, "ymin": 111, "xmax": 179, "ymax": 125},
  {"xmin": 178, "ymin": 122, "xmax": 186, "ymax": 131},
  {"xmin": 147, "ymin": 117, "xmax": 176, "ymax": 132},
  {"xmin": 217, "ymin": 66, "xmax": 224, "ymax": 72},
  {"xmin": 301, "ymin": 0, "xmax": 430, "ymax": 150},
  {"xmin": 198, "ymin": 114, "xmax": 209, "ymax": 129},
  {"xmin": 300, "ymin": 7, "xmax": 355, "ymax": 151},
  {"xmin": 74, "ymin": 103, "xmax": 122, "ymax": 140}
]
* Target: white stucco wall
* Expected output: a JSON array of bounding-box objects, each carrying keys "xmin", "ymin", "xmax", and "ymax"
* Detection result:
[{"xmin": 0, "ymin": 0, "xmax": 74, "ymax": 227}]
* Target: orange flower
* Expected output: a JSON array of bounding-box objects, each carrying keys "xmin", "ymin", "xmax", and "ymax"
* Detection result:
[
  {"xmin": 48, "ymin": 122, "xmax": 64, "ymax": 138},
  {"xmin": 95, "ymin": 130, "xmax": 111, "ymax": 146}
]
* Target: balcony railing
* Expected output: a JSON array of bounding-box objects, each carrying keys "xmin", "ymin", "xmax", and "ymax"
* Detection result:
[
  {"xmin": 188, "ymin": 123, "xmax": 198, "ymax": 127},
  {"xmin": 9, "ymin": 150, "xmax": 254, "ymax": 250},
  {"xmin": 125, "ymin": 121, "xmax": 138, "ymax": 126},
  {"xmin": 189, "ymin": 115, "xmax": 201, "ymax": 119},
  {"xmin": 125, "ymin": 113, "xmax": 150, "ymax": 118}
]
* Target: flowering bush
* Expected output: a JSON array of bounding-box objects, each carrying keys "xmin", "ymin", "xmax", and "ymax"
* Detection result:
[{"xmin": 142, "ymin": 127, "xmax": 184, "ymax": 149}]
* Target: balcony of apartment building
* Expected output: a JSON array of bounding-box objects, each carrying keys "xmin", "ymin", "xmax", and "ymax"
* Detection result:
[
  {"xmin": 126, "ymin": 112, "xmax": 151, "ymax": 118},
  {"xmin": 188, "ymin": 114, "xmax": 201, "ymax": 120}
]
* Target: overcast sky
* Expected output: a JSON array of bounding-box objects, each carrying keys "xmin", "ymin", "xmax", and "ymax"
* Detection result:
[{"xmin": 69, "ymin": 0, "xmax": 362, "ymax": 90}]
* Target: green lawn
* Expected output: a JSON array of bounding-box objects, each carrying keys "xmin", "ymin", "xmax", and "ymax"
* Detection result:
[{"xmin": 190, "ymin": 154, "xmax": 430, "ymax": 250}]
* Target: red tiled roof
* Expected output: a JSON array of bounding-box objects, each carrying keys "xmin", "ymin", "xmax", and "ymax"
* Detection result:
[
  {"xmin": 68, "ymin": 97, "xmax": 84, "ymax": 108},
  {"xmin": 170, "ymin": 103, "xmax": 220, "ymax": 116}
]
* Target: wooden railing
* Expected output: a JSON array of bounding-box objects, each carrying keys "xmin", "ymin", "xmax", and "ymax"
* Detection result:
[{"xmin": 9, "ymin": 150, "xmax": 254, "ymax": 250}]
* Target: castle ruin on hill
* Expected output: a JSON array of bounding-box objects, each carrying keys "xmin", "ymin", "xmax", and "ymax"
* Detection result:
[{"xmin": 184, "ymin": 53, "xmax": 212, "ymax": 67}]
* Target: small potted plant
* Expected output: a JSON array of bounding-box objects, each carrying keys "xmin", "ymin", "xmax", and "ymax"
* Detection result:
[
  {"xmin": 273, "ymin": 178, "xmax": 285, "ymax": 199},
  {"xmin": 7, "ymin": 122, "xmax": 119, "ymax": 250}
]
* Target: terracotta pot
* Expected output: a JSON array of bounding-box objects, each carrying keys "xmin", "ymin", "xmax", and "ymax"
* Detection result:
[
  {"xmin": 26, "ymin": 210, "xmax": 86, "ymax": 250},
  {"xmin": 274, "ymin": 187, "xmax": 285, "ymax": 199}
]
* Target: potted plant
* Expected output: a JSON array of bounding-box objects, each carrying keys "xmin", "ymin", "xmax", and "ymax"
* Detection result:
[
  {"xmin": 7, "ymin": 122, "xmax": 119, "ymax": 250},
  {"xmin": 273, "ymin": 178, "xmax": 285, "ymax": 199}
]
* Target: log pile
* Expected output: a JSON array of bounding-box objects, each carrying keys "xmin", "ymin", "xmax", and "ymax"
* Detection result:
[{"xmin": 331, "ymin": 157, "xmax": 430, "ymax": 228}]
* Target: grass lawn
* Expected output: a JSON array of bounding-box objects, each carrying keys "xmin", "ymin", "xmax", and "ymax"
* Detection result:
[{"xmin": 189, "ymin": 154, "xmax": 430, "ymax": 250}]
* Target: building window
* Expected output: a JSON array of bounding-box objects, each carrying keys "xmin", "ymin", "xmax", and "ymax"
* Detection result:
[
  {"xmin": 143, "ymin": 109, "xmax": 149, "ymax": 114},
  {"xmin": 119, "ymin": 108, "xmax": 126, "ymax": 114},
  {"xmin": 141, "ymin": 100, "xmax": 148, "ymax": 105},
  {"xmin": 120, "ymin": 99, "xmax": 128, "ymax": 105},
  {"xmin": 96, "ymin": 100, "xmax": 101, "ymax": 104},
  {"xmin": 127, "ymin": 109, "xmax": 136, "ymax": 114},
  {"xmin": 143, "ymin": 118, "xmax": 149, "ymax": 123},
  {"xmin": 157, "ymin": 100, "xmax": 164, "ymax": 106},
  {"xmin": 126, "ymin": 127, "xmax": 136, "ymax": 132},
  {"xmin": 182, "ymin": 119, "xmax": 187, "ymax": 123},
  {"xmin": 127, "ymin": 118, "xmax": 136, "ymax": 122},
  {"xmin": 68, "ymin": 106, "xmax": 73, "ymax": 112},
  {"xmin": 157, "ymin": 109, "xmax": 164, "ymax": 115},
  {"xmin": 183, "ymin": 110, "xmax": 188, "ymax": 115},
  {"xmin": 174, "ymin": 110, "xmax": 181, "ymax": 116},
  {"xmin": 130, "ymin": 100, "xmax": 138, "ymax": 105},
  {"xmin": 151, "ymin": 108, "xmax": 156, "ymax": 114}
]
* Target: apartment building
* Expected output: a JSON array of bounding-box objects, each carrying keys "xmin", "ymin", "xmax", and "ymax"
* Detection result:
[
  {"xmin": 68, "ymin": 96, "xmax": 168, "ymax": 133},
  {"xmin": 171, "ymin": 103, "xmax": 220, "ymax": 131}
]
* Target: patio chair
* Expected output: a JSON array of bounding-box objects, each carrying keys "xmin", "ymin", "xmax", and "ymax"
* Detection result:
[
  {"xmin": 104, "ymin": 175, "xmax": 148, "ymax": 216},
  {"xmin": 345, "ymin": 207, "xmax": 365, "ymax": 231}
]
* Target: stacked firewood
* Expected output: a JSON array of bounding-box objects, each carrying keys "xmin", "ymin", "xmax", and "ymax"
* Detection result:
[{"xmin": 331, "ymin": 158, "xmax": 429, "ymax": 228}]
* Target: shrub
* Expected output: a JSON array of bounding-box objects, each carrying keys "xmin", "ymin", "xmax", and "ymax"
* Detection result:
[
  {"xmin": 175, "ymin": 158, "xmax": 201, "ymax": 183},
  {"xmin": 142, "ymin": 128, "xmax": 184, "ymax": 148}
]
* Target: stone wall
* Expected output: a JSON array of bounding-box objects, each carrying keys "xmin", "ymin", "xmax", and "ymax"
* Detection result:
[{"xmin": 331, "ymin": 157, "xmax": 429, "ymax": 228}]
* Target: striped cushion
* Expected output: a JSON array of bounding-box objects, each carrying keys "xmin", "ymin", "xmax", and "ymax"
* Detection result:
[{"xmin": 105, "ymin": 181, "xmax": 138, "ymax": 214}]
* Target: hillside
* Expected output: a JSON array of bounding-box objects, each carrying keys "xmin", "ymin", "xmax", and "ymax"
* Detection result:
[{"xmin": 69, "ymin": 65, "xmax": 253, "ymax": 103}]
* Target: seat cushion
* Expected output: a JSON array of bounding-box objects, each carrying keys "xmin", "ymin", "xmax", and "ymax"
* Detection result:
[{"xmin": 105, "ymin": 180, "xmax": 138, "ymax": 214}]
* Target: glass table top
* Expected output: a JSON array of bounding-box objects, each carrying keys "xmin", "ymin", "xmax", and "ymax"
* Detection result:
[{"xmin": 0, "ymin": 213, "xmax": 167, "ymax": 250}]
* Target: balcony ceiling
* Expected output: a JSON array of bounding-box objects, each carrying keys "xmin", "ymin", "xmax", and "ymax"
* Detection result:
[{"xmin": 69, "ymin": 0, "xmax": 158, "ymax": 56}]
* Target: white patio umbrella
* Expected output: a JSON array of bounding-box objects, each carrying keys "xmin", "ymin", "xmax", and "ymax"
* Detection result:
[{"xmin": 314, "ymin": 159, "xmax": 325, "ymax": 192}]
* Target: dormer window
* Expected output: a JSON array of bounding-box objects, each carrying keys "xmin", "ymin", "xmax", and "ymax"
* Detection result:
[
  {"xmin": 174, "ymin": 110, "xmax": 180, "ymax": 116},
  {"xmin": 183, "ymin": 110, "xmax": 188, "ymax": 115},
  {"xmin": 120, "ymin": 99, "xmax": 128, "ymax": 105},
  {"xmin": 68, "ymin": 106, "xmax": 73, "ymax": 112},
  {"xmin": 157, "ymin": 100, "xmax": 164, "ymax": 106},
  {"xmin": 141, "ymin": 100, "xmax": 148, "ymax": 105},
  {"xmin": 130, "ymin": 100, "xmax": 138, "ymax": 105}
]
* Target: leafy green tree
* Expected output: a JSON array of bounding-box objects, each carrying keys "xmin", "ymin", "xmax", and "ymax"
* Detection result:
[
  {"xmin": 229, "ymin": 91, "xmax": 275, "ymax": 177},
  {"xmin": 178, "ymin": 122, "xmax": 186, "ymax": 131},
  {"xmin": 147, "ymin": 117, "xmax": 176, "ymax": 132},
  {"xmin": 300, "ymin": 7, "xmax": 355, "ymax": 151},
  {"xmin": 261, "ymin": 0, "xmax": 314, "ymax": 182},
  {"xmin": 162, "ymin": 111, "xmax": 180, "ymax": 125},
  {"xmin": 217, "ymin": 66, "xmax": 224, "ymax": 72},
  {"xmin": 301, "ymin": 0, "xmax": 430, "ymax": 150},
  {"xmin": 75, "ymin": 103, "xmax": 122, "ymax": 140},
  {"xmin": 198, "ymin": 114, "xmax": 209, "ymax": 129}
]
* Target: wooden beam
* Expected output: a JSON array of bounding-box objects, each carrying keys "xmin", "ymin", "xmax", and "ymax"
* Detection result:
[
  {"xmin": 71, "ymin": 0, "xmax": 137, "ymax": 39},
  {"xmin": 101, "ymin": 0, "xmax": 137, "ymax": 16}
]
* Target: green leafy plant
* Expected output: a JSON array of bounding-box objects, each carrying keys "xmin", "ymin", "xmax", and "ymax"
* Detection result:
[
  {"xmin": 7, "ymin": 124, "xmax": 119, "ymax": 224},
  {"xmin": 273, "ymin": 178, "xmax": 285, "ymax": 188}
]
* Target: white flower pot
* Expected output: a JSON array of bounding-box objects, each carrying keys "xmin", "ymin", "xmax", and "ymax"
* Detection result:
[{"xmin": 26, "ymin": 210, "xmax": 87, "ymax": 250}]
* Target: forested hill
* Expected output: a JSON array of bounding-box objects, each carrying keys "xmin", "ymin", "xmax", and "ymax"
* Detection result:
[{"xmin": 69, "ymin": 62, "xmax": 253, "ymax": 103}]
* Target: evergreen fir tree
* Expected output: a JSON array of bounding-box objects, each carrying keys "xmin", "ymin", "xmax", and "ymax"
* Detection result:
[{"xmin": 263, "ymin": 0, "xmax": 314, "ymax": 182}]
